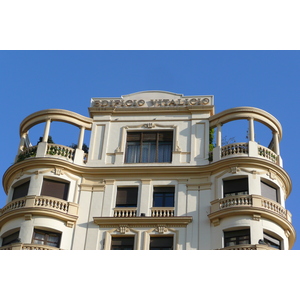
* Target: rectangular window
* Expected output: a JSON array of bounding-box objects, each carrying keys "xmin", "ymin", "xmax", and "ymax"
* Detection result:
[
  {"xmin": 224, "ymin": 229, "xmax": 250, "ymax": 247},
  {"xmin": 12, "ymin": 181, "xmax": 30, "ymax": 200},
  {"xmin": 223, "ymin": 178, "xmax": 248, "ymax": 197},
  {"xmin": 111, "ymin": 236, "xmax": 134, "ymax": 250},
  {"xmin": 261, "ymin": 181, "xmax": 278, "ymax": 202},
  {"xmin": 153, "ymin": 187, "xmax": 175, "ymax": 207},
  {"xmin": 116, "ymin": 187, "xmax": 138, "ymax": 207},
  {"xmin": 41, "ymin": 179, "xmax": 69, "ymax": 200},
  {"xmin": 263, "ymin": 232, "xmax": 281, "ymax": 249},
  {"xmin": 2, "ymin": 231, "xmax": 20, "ymax": 246},
  {"xmin": 32, "ymin": 229, "xmax": 61, "ymax": 248},
  {"xmin": 125, "ymin": 131, "xmax": 173, "ymax": 163},
  {"xmin": 150, "ymin": 236, "xmax": 174, "ymax": 250}
]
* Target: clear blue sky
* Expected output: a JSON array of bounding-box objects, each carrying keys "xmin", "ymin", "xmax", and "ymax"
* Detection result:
[{"xmin": 1, "ymin": 50, "xmax": 299, "ymax": 248}]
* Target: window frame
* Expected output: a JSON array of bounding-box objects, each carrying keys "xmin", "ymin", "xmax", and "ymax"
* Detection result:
[
  {"xmin": 224, "ymin": 229, "xmax": 251, "ymax": 247},
  {"xmin": 125, "ymin": 130, "xmax": 173, "ymax": 163},
  {"xmin": 1, "ymin": 230, "xmax": 20, "ymax": 246},
  {"xmin": 263, "ymin": 232, "xmax": 281, "ymax": 250},
  {"xmin": 223, "ymin": 177, "xmax": 249, "ymax": 198},
  {"xmin": 115, "ymin": 186, "xmax": 139, "ymax": 207},
  {"xmin": 149, "ymin": 235, "xmax": 174, "ymax": 250},
  {"xmin": 261, "ymin": 180, "xmax": 279, "ymax": 203},
  {"xmin": 32, "ymin": 229, "xmax": 61, "ymax": 248},
  {"xmin": 111, "ymin": 236, "xmax": 135, "ymax": 250},
  {"xmin": 153, "ymin": 186, "xmax": 175, "ymax": 207}
]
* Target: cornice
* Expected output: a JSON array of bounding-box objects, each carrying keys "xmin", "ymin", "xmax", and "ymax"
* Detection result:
[{"xmin": 93, "ymin": 216, "xmax": 193, "ymax": 227}]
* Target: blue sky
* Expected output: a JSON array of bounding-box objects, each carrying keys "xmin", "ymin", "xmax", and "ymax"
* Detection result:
[{"xmin": 1, "ymin": 50, "xmax": 299, "ymax": 249}]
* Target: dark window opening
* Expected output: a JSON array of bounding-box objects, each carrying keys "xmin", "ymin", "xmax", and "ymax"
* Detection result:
[
  {"xmin": 153, "ymin": 187, "xmax": 175, "ymax": 207},
  {"xmin": 41, "ymin": 179, "xmax": 69, "ymax": 200},
  {"xmin": 261, "ymin": 181, "xmax": 278, "ymax": 203},
  {"xmin": 263, "ymin": 232, "xmax": 281, "ymax": 249},
  {"xmin": 116, "ymin": 187, "xmax": 138, "ymax": 207},
  {"xmin": 2, "ymin": 231, "xmax": 20, "ymax": 246},
  {"xmin": 32, "ymin": 229, "xmax": 61, "ymax": 248},
  {"xmin": 111, "ymin": 236, "xmax": 134, "ymax": 250},
  {"xmin": 224, "ymin": 229, "xmax": 250, "ymax": 247},
  {"xmin": 223, "ymin": 178, "xmax": 248, "ymax": 197},
  {"xmin": 12, "ymin": 181, "xmax": 30, "ymax": 200},
  {"xmin": 125, "ymin": 131, "xmax": 173, "ymax": 163},
  {"xmin": 150, "ymin": 236, "xmax": 174, "ymax": 250}
]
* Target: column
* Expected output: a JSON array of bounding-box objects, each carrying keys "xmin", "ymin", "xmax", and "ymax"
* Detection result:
[
  {"xmin": 78, "ymin": 126, "xmax": 85, "ymax": 150},
  {"xmin": 216, "ymin": 124, "xmax": 222, "ymax": 147},
  {"xmin": 248, "ymin": 118, "xmax": 255, "ymax": 142},
  {"xmin": 273, "ymin": 132, "xmax": 280, "ymax": 155},
  {"xmin": 42, "ymin": 119, "xmax": 51, "ymax": 142}
]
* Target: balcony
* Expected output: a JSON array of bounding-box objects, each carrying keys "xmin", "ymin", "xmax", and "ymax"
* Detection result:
[
  {"xmin": 16, "ymin": 143, "xmax": 87, "ymax": 165},
  {"xmin": 212, "ymin": 142, "xmax": 280, "ymax": 165},
  {"xmin": 0, "ymin": 243, "xmax": 61, "ymax": 250},
  {"xmin": 0, "ymin": 195, "xmax": 79, "ymax": 226},
  {"xmin": 216, "ymin": 244, "xmax": 279, "ymax": 250}
]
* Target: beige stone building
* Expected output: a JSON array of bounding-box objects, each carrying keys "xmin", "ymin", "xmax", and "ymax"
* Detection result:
[{"xmin": 0, "ymin": 91, "xmax": 295, "ymax": 250}]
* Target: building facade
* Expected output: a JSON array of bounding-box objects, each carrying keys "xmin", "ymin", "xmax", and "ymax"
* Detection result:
[{"xmin": 0, "ymin": 91, "xmax": 295, "ymax": 250}]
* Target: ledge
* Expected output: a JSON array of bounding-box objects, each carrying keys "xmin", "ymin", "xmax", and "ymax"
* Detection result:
[{"xmin": 93, "ymin": 216, "xmax": 193, "ymax": 227}]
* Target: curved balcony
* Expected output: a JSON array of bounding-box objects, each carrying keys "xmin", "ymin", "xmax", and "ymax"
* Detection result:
[
  {"xmin": 0, "ymin": 195, "xmax": 79, "ymax": 227},
  {"xmin": 212, "ymin": 142, "xmax": 279, "ymax": 165},
  {"xmin": 216, "ymin": 244, "xmax": 279, "ymax": 250}
]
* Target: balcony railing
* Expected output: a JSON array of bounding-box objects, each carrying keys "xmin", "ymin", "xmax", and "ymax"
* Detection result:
[
  {"xmin": 0, "ymin": 195, "xmax": 79, "ymax": 218},
  {"xmin": 151, "ymin": 207, "xmax": 175, "ymax": 217},
  {"xmin": 217, "ymin": 244, "xmax": 279, "ymax": 250},
  {"xmin": 212, "ymin": 142, "xmax": 280, "ymax": 165},
  {"xmin": 113, "ymin": 208, "xmax": 137, "ymax": 217},
  {"xmin": 16, "ymin": 143, "xmax": 87, "ymax": 164},
  {"xmin": 0, "ymin": 243, "xmax": 61, "ymax": 250},
  {"xmin": 210, "ymin": 194, "xmax": 292, "ymax": 223}
]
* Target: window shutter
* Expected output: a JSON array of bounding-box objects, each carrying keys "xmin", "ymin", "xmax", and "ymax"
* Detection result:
[
  {"xmin": 116, "ymin": 187, "xmax": 138, "ymax": 207},
  {"xmin": 41, "ymin": 179, "xmax": 69, "ymax": 200},
  {"xmin": 12, "ymin": 181, "xmax": 30, "ymax": 200},
  {"xmin": 261, "ymin": 181, "xmax": 278, "ymax": 202},
  {"xmin": 224, "ymin": 178, "xmax": 248, "ymax": 196}
]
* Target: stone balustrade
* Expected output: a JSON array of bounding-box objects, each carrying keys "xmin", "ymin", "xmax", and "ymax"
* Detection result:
[
  {"xmin": 217, "ymin": 244, "xmax": 278, "ymax": 250},
  {"xmin": 212, "ymin": 141, "xmax": 281, "ymax": 166},
  {"xmin": 113, "ymin": 208, "xmax": 137, "ymax": 217},
  {"xmin": 258, "ymin": 145, "xmax": 277, "ymax": 163},
  {"xmin": 17, "ymin": 146, "xmax": 38, "ymax": 162},
  {"xmin": 0, "ymin": 195, "xmax": 79, "ymax": 217},
  {"xmin": 0, "ymin": 243, "xmax": 61, "ymax": 250},
  {"xmin": 210, "ymin": 194, "xmax": 291, "ymax": 222},
  {"xmin": 221, "ymin": 143, "xmax": 248, "ymax": 158},
  {"xmin": 46, "ymin": 144, "xmax": 75, "ymax": 160},
  {"xmin": 151, "ymin": 207, "xmax": 175, "ymax": 217}
]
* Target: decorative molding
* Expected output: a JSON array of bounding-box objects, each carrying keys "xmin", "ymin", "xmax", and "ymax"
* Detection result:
[
  {"xmin": 211, "ymin": 218, "xmax": 220, "ymax": 227},
  {"xmin": 24, "ymin": 214, "xmax": 32, "ymax": 220},
  {"xmin": 66, "ymin": 221, "xmax": 75, "ymax": 228},
  {"xmin": 285, "ymin": 230, "xmax": 291, "ymax": 238},
  {"xmin": 252, "ymin": 214, "xmax": 261, "ymax": 221},
  {"xmin": 117, "ymin": 225, "xmax": 129, "ymax": 234},
  {"xmin": 155, "ymin": 225, "xmax": 168, "ymax": 233}
]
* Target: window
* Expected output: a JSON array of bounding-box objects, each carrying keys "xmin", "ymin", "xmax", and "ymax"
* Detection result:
[
  {"xmin": 12, "ymin": 181, "xmax": 30, "ymax": 200},
  {"xmin": 153, "ymin": 187, "xmax": 175, "ymax": 207},
  {"xmin": 263, "ymin": 232, "xmax": 281, "ymax": 249},
  {"xmin": 111, "ymin": 236, "xmax": 134, "ymax": 250},
  {"xmin": 32, "ymin": 229, "xmax": 61, "ymax": 248},
  {"xmin": 41, "ymin": 178, "xmax": 69, "ymax": 200},
  {"xmin": 125, "ymin": 131, "xmax": 173, "ymax": 163},
  {"xmin": 116, "ymin": 187, "xmax": 138, "ymax": 207},
  {"xmin": 1, "ymin": 230, "xmax": 20, "ymax": 246},
  {"xmin": 150, "ymin": 236, "xmax": 174, "ymax": 250},
  {"xmin": 223, "ymin": 178, "xmax": 248, "ymax": 197},
  {"xmin": 224, "ymin": 229, "xmax": 250, "ymax": 247},
  {"xmin": 261, "ymin": 181, "xmax": 278, "ymax": 202}
]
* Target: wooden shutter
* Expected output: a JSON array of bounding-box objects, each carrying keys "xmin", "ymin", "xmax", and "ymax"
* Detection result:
[
  {"xmin": 224, "ymin": 178, "xmax": 248, "ymax": 196},
  {"xmin": 150, "ymin": 236, "xmax": 174, "ymax": 249},
  {"xmin": 41, "ymin": 179, "xmax": 69, "ymax": 200},
  {"xmin": 12, "ymin": 181, "xmax": 30, "ymax": 200}
]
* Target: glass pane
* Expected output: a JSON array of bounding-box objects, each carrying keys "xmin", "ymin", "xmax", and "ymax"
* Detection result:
[
  {"xmin": 158, "ymin": 142, "xmax": 172, "ymax": 162},
  {"xmin": 126, "ymin": 143, "xmax": 140, "ymax": 163}
]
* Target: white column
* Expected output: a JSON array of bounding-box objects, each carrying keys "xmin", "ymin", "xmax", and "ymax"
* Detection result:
[
  {"xmin": 273, "ymin": 131, "xmax": 280, "ymax": 155},
  {"xmin": 42, "ymin": 119, "xmax": 51, "ymax": 142},
  {"xmin": 248, "ymin": 118, "xmax": 255, "ymax": 142},
  {"xmin": 78, "ymin": 126, "xmax": 85, "ymax": 150},
  {"xmin": 216, "ymin": 124, "xmax": 222, "ymax": 147}
]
